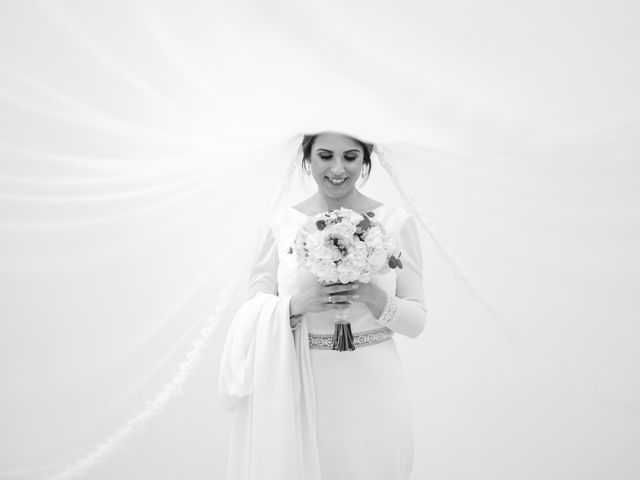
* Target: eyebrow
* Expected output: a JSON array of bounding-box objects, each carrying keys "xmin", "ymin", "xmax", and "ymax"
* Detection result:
[{"xmin": 315, "ymin": 148, "xmax": 361, "ymax": 153}]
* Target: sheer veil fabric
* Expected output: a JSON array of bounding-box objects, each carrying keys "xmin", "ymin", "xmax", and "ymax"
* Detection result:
[{"xmin": 1, "ymin": 2, "xmax": 639, "ymax": 479}]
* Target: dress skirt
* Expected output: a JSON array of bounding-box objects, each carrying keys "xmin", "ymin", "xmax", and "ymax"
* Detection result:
[{"xmin": 310, "ymin": 338, "xmax": 414, "ymax": 480}]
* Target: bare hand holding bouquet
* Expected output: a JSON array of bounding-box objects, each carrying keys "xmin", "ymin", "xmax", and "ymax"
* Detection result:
[{"xmin": 288, "ymin": 207, "xmax": 403, "ymax": 351}]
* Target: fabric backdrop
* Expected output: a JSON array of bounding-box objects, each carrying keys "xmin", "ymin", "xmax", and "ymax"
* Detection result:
[{"xmin": 1, "ymin": 1, "xmax": 639, "ymax": 479}]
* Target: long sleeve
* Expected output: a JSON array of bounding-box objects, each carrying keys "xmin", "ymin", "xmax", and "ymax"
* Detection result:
[
  {"xmin": 246, "ymin": 224, "xmax": 300, "ymax": 331},
  {"xmin": 246, "ymin": 227, "xmax": 279, "ymax": 301},
  {"xmin": 383, "ymin": 214, "xmax": 428, "ymax": 338}
]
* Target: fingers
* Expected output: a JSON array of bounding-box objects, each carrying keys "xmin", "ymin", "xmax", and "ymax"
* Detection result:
[
  {"xmin": 326, "ymin": 293, "xmax": 358, "ymax": 303},
  {"xmin": 318, "ymin": 284, "xmax": 361, "ymax": 302},
  {"xmin": 322, "ymin": 283, "xmax": 359, "ymax": 293},
  {"xmin": 325, "ymin": 302, "xmax": 351, "ymax": 309},
  {"xmin": 311, "ymin": 296, "xmax": 349, "ymax": 308},
  {"xmin": 299, "ymin": 283, "xmax": 361, "ymax": 316},
  {"xmin": 306, "ymin": 283, "xmax": 363, "ymax": 314}
]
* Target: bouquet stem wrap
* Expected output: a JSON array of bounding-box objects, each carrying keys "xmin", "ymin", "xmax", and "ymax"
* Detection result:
[{"xmin": 332, "ymin": 306, "xmax": 355, "ymax": 352}]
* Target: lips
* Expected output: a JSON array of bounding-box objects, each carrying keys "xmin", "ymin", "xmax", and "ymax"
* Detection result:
[{"xmin": 325, "ymin": 176, "xmax": 348, "ymax": 185}]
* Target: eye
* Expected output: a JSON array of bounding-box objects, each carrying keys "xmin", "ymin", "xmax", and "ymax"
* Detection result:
[
  {"xmin": 344, "ymin": 154, "xmax": 358, "ymax": 161},
  {"xmin": 319, "ymin": 153, "xmax": 333, "ymax": 160}
]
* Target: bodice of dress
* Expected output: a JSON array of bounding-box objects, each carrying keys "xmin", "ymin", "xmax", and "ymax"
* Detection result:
[{"xmin": 247, "ymin": 203, "xmax": 428, "ymax": 338}]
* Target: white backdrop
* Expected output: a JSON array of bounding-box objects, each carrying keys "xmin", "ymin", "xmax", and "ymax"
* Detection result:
[{"xmin": 1, "ymin": 1, "xmax": 639, "ymax": 479}]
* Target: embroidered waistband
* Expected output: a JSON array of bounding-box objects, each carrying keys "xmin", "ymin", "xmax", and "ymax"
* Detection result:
[{"xmin": 308, "ymin": 326, "xmax": 394, "ymax": 350}]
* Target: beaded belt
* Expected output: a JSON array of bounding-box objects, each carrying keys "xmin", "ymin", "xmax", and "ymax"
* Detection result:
[{"xmin": 308, "ymin": 326, "xmax": 394, "ymax": 350}]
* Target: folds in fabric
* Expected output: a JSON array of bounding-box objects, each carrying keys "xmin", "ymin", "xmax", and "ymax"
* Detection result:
[{"xmin": 219, "ymin": 292, "xmax": 320, "ymax": 480}]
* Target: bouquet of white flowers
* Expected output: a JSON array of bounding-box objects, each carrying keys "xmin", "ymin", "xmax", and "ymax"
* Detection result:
[{"xmin": 288, "ymin": 207, "xmax": 403, "ymax": 351}]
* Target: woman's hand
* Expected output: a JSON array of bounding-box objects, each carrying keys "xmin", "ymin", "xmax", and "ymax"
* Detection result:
[
  {"xmin": 289, "ymin": 282, "xmax": 360, "ymax": 318},
  {"xmin": 289, "ymin": 281, "xmax": 388, "ymax": 320},
  {"xmin": 349, "ymin": 281, "xmax": 388, "ymax": 319}
]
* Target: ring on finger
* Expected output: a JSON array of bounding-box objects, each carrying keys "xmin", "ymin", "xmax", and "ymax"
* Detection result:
[
  {"xmin": 352, "ymin": 294, "xmax": 360, "ymax": 300},
  {"xmin": 328, "ymin": 295, "xmax": 334, "ymax": 304}
]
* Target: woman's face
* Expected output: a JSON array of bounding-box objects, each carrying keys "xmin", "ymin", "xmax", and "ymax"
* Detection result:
[{"xmin": 308, "ymin": 133, "xmax": 364, "ymax": 199}]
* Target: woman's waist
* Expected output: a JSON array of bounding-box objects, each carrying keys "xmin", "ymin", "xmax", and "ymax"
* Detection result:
[
  {"xmin": 307, "ymin": 324, "xmax": 394, "ymax": 351},
  {"xmin": 304, "ymin": 310, "xmax": 384, "ymax": 335},
  {"xmin": 303, "ymin": 309, "xmax": 394, "ymax": 351}
]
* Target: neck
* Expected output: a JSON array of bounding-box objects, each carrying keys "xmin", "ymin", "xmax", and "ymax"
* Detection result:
[{"xmin": 312, "ymin": 189, "xmax": 364, "ymax": 212}]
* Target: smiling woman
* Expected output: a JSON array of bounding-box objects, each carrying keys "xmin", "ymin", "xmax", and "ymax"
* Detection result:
[
  {"xmin": 220, "ymin": 131, "xmax": 427, "ymax": 480},
  {"xmin": 301, "ymin": 131, "xmax": 374, "ymax": 194}
]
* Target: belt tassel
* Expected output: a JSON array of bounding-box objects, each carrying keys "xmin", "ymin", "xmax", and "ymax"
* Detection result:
[{"xmin": 332, "ymin": 320, "xmax": 356, "ymax": 352}]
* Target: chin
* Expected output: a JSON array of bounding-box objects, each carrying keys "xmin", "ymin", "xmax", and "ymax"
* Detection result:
[{"xmin": 324, "ymin": 187, "xmax": 353, "ymax": 197}]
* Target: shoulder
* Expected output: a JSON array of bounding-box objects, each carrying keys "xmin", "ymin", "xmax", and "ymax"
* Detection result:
[
  {"xmin": 378, "ymin": 203, "xmax": 413, "ymax": 227},
  {"xmin": 269, "ymin": 208, "xmax": 287, "ymax": 235},
  {"xmin": 268, "ymin": 205, "xmax": 305, "ymax": 242},
  {"xmin": 250, "ymin": 208, "xmax": 288, "ymax": 246},
  {"xmin": 291, "ymin": 198, "xmax": 312, "ymax": 213},
  {"xmin": 357, "ymin": 193, "xmax": 384, "ymax": 212},
  {"xmin": 290, "ymin": 195, "xmax": 321, "ymax": 216},
  {"xmin": 272, "ymin": 205, "xmax": 302, "ymax": 225}
]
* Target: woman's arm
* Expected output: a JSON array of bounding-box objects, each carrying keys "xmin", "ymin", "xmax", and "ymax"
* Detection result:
[
  {"xmin": 246, "ymin": 226, "xmax": 301, "ymax": 329},
  {"xmin": 375, "ymin": 214, "xmax": 428, "ymax": 338},
  {"xmin": 246, "ymin": 228, "xmax": 279, "ymax": 300}
]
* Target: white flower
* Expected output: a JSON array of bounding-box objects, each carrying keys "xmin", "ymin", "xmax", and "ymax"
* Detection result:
[
  {"xmin": 364, "ymin": 227, "xmax": 384, "ymax": 250},
  {"xmin": 368, "ymin": 249, "xmax": 387, "ymax": 268},
  {"xmin": 334, "ymin": 220, "xmax": 356, "ymax": 237},
  {"xmin": 305, "ymin": 233, "xmax": 332, "ymax": 260},
  {"xmin": 312, "ymin": 259, "xmax": 336, "ymax": 282},
  {"xmin": 358, "ymin": 272, "xmax": 372, "ymax": 283},
  {"xmin": 344, "ymin": 209, "xmax": 365, "ymax": 225}
]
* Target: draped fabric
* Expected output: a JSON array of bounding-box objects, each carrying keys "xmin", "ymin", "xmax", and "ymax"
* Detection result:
[
  {"xmin": 219, "ymin": 291, "xmax": 320, "ymax": 480},
  {"xmin": 1, "ymin": 1, "xmax": 639, "ymax": 479}
]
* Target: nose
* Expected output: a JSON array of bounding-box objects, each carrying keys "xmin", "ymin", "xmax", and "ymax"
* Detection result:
[{"xmin": 330, "ymin": 159, "xmax": 346, "ymax": 175}]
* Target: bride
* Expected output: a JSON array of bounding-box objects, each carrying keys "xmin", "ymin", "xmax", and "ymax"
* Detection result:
[{"xmin": 220, "ymin": 131, "xmax": 428, "ymax": 480}]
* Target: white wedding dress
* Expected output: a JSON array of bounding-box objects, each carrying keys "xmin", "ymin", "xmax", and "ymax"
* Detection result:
[{"xmin": 233, "ymin": 203, "xmax": 428, "ymax": 480}]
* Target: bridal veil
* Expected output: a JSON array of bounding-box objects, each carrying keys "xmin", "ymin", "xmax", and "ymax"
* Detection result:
[{"xmin": 1, "ymin": 1, "xmax": 639, "ymax": 479}]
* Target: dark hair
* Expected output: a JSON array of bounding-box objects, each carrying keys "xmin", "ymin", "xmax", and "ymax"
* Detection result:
[{"xmin": 300, "ymin": 132, "xmax": 374, "ymax": 186}]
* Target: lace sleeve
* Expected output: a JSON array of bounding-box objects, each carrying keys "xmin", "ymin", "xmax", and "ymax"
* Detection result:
[{"xmin": 376, "ymin": 214, "xmax": 428, "ymax": 338}]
